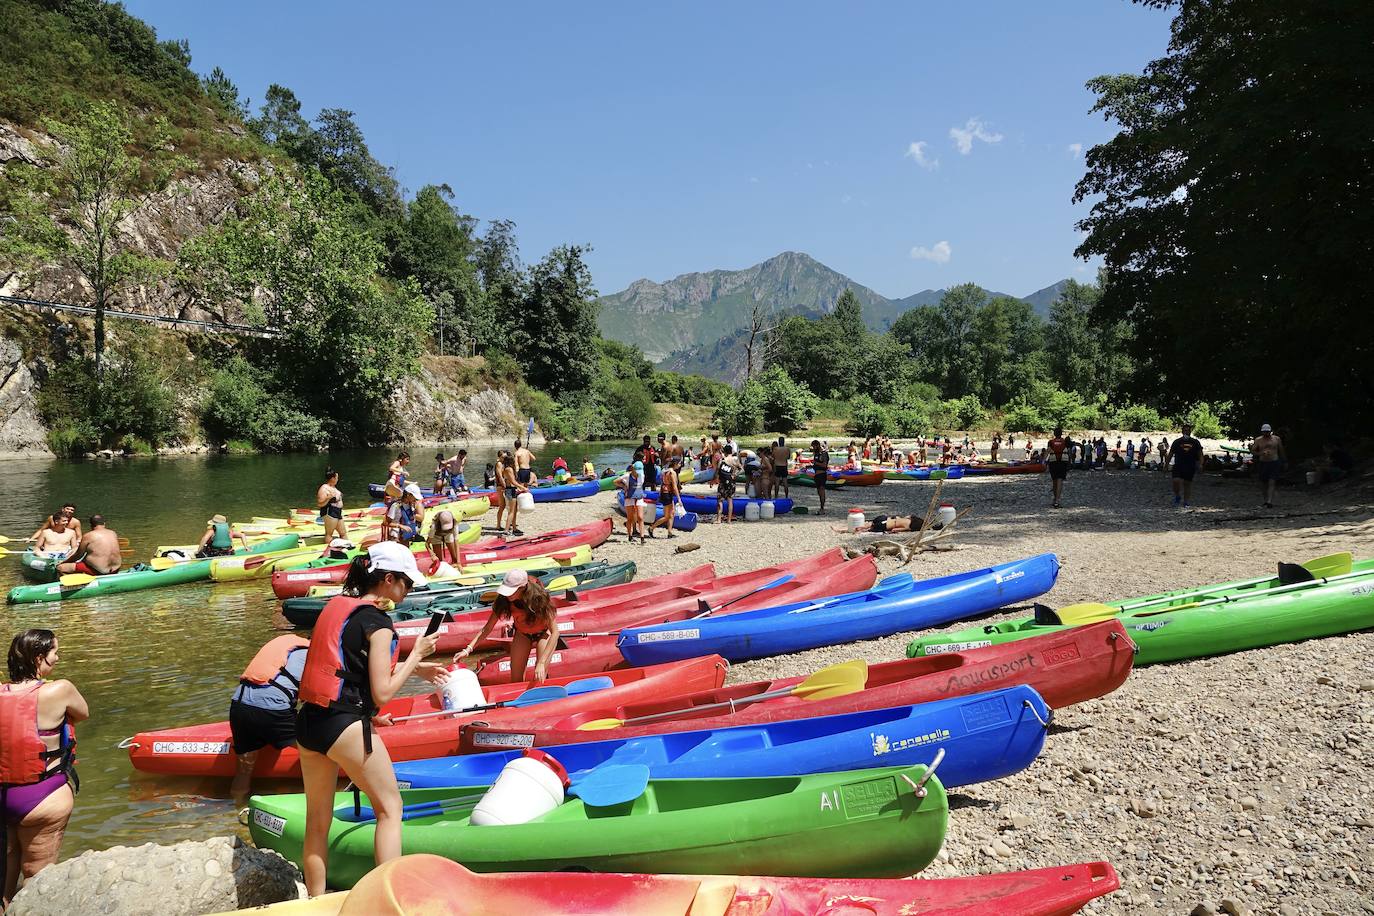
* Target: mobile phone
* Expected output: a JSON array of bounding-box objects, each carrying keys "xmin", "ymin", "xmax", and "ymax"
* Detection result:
[{"xmin": 424, "ymin": 611, "xmax": 445, "ymax": 636}]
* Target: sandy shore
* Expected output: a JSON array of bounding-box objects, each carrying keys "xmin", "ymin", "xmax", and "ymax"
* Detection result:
[{"xmin": 510, "ymin": 462, "xmax": 1373, "ymax": 915}]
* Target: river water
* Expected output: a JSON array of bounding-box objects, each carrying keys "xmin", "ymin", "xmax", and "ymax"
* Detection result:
[{"xmin": 0, "ymin": 444, "xmax": 634, "ymax": 857}]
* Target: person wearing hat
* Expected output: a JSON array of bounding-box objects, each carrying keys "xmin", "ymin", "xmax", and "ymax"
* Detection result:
[
  {"xmin": 425, "ymin": 509, "xmax": 461, "ymax": 566},
  {"xmin": 1250, "ymin": 423, "xmax": 1286, "ymax": 508},
  {"xmin": 385, "ymin": 483, "xmax": 425, "ymax": 544},
  {"xmin": 294, "ymin": 542, "xmax": 444, "ymax": 896},
  {"xmin": 195, "ymin": 514, "xmax": 246, "ymax": 559},
  {"xmin": 615, "ymin": 461, "xmax": 647, "ymax": 544},
  {"xmin": 452, "ymin": 568, "xmax": 558, "ymax": 683}
]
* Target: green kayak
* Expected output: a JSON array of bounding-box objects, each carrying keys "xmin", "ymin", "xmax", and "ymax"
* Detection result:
[
  {"xmin": 279, "ymin": 560, "xmax": 634, "ymax": 628},
  {"xmin": 6, "ymin": 534, "xmax": 300, "ymax": 605},
  {"xmin": 18, "ymin": 549, "xmax": 59, "ymax": 583},
  {"xmin": 249, "ymin": 764, "xmax": 948, "ymax": 889},
  {"xmin": 908, "ymin": 555, "xmax": 1374, "ymax": 665}
]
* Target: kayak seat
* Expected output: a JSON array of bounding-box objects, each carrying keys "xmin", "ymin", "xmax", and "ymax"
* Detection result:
[
  {"xmin": 605, "ymin": 741, "xmax": 671, "ymax": 767},
  {"xmin": 673, "ymin": 730, "xmax": 772, "ymax": 761}
]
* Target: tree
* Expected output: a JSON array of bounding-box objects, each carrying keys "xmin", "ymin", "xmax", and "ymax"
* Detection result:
[
  {"xmin": 831, "ymin": 288, "xmax": 867, "ymax": 341},
  {"xmin": 742, "ymin": 299, "xmax": 776, "ymax": 382},
  {"xmin": 178, "ymin": 171, "xmax": 432, "ymax": 442},
  {"xmin": 248, "ymin": 84, "xmax": 316, "ymax": 162},
  {"xmin": 201, "ymin": 66, "xmax": 245, "ymax": 119},
  {"xmin": 391, "ymin": 184, "xmax": 486, "ymax": 353},
  {"xmin": 476, "ymin": 218, "xmax": 526, "ymax": 341},
  {"xmin": 972, "ymin": 296, "xmax": 1043, "ymax": 405},
  {"xmin": 1074, "ymin": 0, "xmax": 1374, "ymax": 444},
  {"xmin": 928, "ymin": 284, "xmax": 986, "ymax": 398},
  {"xmin": 1042, "ymin": 278, "xmax": 1131, "ymax": 401},
  {"xmin": 754, "ymin": 367, "xmax": 819, "ymax": 433},
  {"xmin": 3, "ymin": 101, "xmax": 187, "ymax": 375},
  {"xmin": 519, "ymin": 244, "xmax": 600, "ymax": 392},
  {"xmin": 312, "ymin": 108, "xmax": 403, "ymax": 220}
]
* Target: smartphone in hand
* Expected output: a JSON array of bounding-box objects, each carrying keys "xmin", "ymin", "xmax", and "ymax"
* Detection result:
[{"xmin": 424, "ymin": 611, "xmax": 445, "ymax": 636}]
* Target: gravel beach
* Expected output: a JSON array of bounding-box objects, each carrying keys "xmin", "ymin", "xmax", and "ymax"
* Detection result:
[{"xmin": 512, "ymin": 461, "xmax": 1373, "ymax": 915}]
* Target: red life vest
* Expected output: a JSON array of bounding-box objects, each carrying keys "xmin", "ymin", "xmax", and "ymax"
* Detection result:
[
  {"xmin": 298, "ymin": 597, "xmax": 397, "ymax": 710},
  {"xmin": 239, "ymin": 635, "xmax": 310, "ymax": 704},
  {"xmin": 0, "ymin": 683, "xmax": 72, "ymax": 785}
]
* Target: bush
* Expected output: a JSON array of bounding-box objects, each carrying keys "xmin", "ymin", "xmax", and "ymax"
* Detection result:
[
  {"xmin": 1112, "ymin": 403, "xmax": 1170, "ymax": 432},
  {"xmin": 202, "ymin": 357, "xmax": 328, "ymax": 451},
  {"xmin": 755, "ymin": 368, "xmax": 818, "ymax": 434},
  {"xmin": 1181, "ymin": 401, "xmax": 1226, "ymax": 438},
  {"xmin": 888, "ymin": 406, "xmax": 932, "ymax": 437},
  {"xmin": 711, "ymin": 385, "xmax": 764, "ymax": 436},
  {"xmin": 37, "ymin": 350, "xmax": 179, "ymax": 452},
  {"xmin": 945, "ymin": 395, "xmax": 985, "ymax": 429},
  {"xmin": 1001, "ymin": 401, "xmax": 1046, "ymax": 434},
  {"xmin": 844, "ymin": 396, "xmax": 889, "ymax": 437},
  {"xmin": 597, "ymin": 377, "xmax": 655, "ymax": 438}
]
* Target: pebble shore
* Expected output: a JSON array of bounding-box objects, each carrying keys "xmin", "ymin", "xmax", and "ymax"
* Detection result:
[{"xmin": 520, "ymin": 461, "xmax": 1373, "ymax": 915}]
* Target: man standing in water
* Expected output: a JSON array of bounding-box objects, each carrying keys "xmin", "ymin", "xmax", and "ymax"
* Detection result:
[
  {"xmin": 57, "ymin": 515, "xmax": 121, "ymax": 576},
  {"xmin": 1046, "ymin": 427, "xmax": 1071, "ymax": 508},
  {"xmin": 1251, "ymin": 423, "xmax": 1286, "ymax": 508},
  {"xmin": 1166, "ymin": 423, "xmax": 1204, "ymax": 507}
]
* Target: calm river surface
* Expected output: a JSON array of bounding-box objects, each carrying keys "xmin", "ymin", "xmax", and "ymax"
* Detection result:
[{"xmin": 0, "ymin": 444, "xmax": 634, "ymax": 857}]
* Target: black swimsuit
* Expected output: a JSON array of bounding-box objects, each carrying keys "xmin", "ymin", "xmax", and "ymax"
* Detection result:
[{"xmin": 295, "ymin": 607, "xmax": 394, "ymax": 754}]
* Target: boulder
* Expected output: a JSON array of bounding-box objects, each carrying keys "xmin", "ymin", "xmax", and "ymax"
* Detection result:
[{"xmin": 0, "ymin": 336, "xmax": 51, "ymax": 457}]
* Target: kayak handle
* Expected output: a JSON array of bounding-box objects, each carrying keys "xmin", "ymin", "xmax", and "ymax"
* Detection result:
[
  {"xmin": 1023, "ymin": 699, "xmax": 1052, "ymax": 729},
  {"xmin": 117, "ymin": 736, "xmax": 138, "ymax": 749},
  {"xmin": 899, "ymin": 748, "xmax": 946, "ymax": 799},
  {"xmin": 236, "ymin": 807, "xmax": 250, "ymax": 827}
]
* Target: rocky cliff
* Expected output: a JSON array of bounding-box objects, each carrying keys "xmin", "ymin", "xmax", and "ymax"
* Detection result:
[{"xmin": 0, "ymin": 334, "xmax": 49, "ymax": 456}]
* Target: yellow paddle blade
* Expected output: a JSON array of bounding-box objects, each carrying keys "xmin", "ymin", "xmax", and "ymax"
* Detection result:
[
  {"xmin": 59, "ymin": 573, "xmax": 97, "ymax": 587},
  {"xmin": 0, "ymin": 547, "xmax": 11, "ymax": 556},
  {"xmin": 793, "ymin": 658, "xmax": 868, "ymax": 699},
  {"xmin": 149, "ymin": 556, "xmax": 190, "ymax": 570},
  {"xmin": 1054, "ymin": 602, "xmax": 1121, "ymax": 625},
  {"xmin": 0, "ymin": 535, "xmax": 12, "ymax": 544},
  {"xmin": 1302, "ymin": 552, "xmax": 1352, "ymax": 578},
  {"xmin": 546, "ymin": 574, "xmax": 577, "ymax": 592},
  {"xmin": 577, "ymin": 718, "xmax": 625, "ymax": 731}
]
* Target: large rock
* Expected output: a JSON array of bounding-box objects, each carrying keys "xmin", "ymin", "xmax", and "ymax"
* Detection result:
[
  {"xmin": 8, "ymin": 836, "xmax": 302, "ymax": 916},
  {"xmin": 0, "ymin": 335, "xmax": 51, "ymax": 457},
  {"xmin": 392, "ymin": 357, "xmax": 531, "ymax": 445}
]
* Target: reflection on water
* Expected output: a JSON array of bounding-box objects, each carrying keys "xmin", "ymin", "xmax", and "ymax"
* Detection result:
[{"xmin": 0, "ymin": 443, "xmax": 631, "ymax": 856}]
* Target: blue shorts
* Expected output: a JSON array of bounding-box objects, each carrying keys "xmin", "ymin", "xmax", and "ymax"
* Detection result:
[{"xmin": 452, "ymin": 474, "xmax": 465, "ymax": 488}]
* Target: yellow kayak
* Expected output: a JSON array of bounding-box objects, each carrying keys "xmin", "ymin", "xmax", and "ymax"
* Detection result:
[
  {"xmin": 303, "ymin": 545, "xmax": 593, "ymax": 598},
  {"xmin": 209, "ymin": 545, "xmax": 330, "ymax": 582},
  {"xmin": 236, "ymin": 500, "xmax": 479, "ymax": 540}
]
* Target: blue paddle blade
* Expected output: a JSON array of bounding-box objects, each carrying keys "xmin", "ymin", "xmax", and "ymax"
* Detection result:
[
  {"xmin": 566, "ymin": 676, "xmax": 614, "ymax": 696},
  {"xmin": 507, "ymin": 685, "xmax": 569, "ymax": 707},
  {"xmin": 876, "ymin": 572, "xmax": 916, "ymax": 590},
  {"xmin": 758, "ymin": 573, "xmax": 794, "ymax": 590},
  {"xmin": 570, "ymin": 763, "xmax": 650, "ymax": 807}
]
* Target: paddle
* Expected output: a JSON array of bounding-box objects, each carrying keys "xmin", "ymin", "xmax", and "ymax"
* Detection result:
[
  {"xmin": 691, "ymin": 573, "xmax": 794, "ymax": 619},
  {"xmin": 58, "ymin": 573, "xmax": 102, "ymax": 587},
  {"xmin": 337, "ymin": 763, "xmax": 652, "ymax": 823},
  {"xmin": 1054, "ymin": 563, "xmax": 1374, "ymax": 626},
  {"xmin": 577, "ymin": 659, "xmax": 869, "ymax": 731},
  {"xmin": 387, "ymin": 684, "xmax": 571, "ymax": 724},
  {"xmin": 1108, "ymin": 552, "xmax": 1353, "ymax": 616},
  {"xmin": 776, "ymin": 574, "xmax": 913, "ymax": 617}
]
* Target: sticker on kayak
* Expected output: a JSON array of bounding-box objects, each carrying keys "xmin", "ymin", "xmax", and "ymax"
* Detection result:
[
  {"xmin": 471, "ymin": 732, "xmax": 534, "ymax": 748},
  {"xmin": 252, "ymin": 809, "xmax": 286, "ymax": 837},
  {"xmin": 993, "ymin": 570, "xmax": 1025, "ymax": 585},
  {"xmin": 152, "ymin": 741, "xmax": 232, "ymax": 755},
  {"xmin": 465, "ymin": 551, "xmax": 499, "ymax": 561},
  {"xmin": 839, "ymin": 775, "xmax": 900, "ymax": 819},
  {"xmin": 495, "ymin": 653, "xmax": 561, "ymax": 672},
  {"xmin": 634, "ymin": 629, "xmax": 700, "ymax": 643},
  {"xmin": 871, "ymin": 729, "xmax": 951, "ymax": 757},
  {"xmin": 923, "ymin": 640, "xmax": 991, "ymax": 654},
  {"xmin": 295, "ymin": 572, "xmax": 331, "ymax": 582}
]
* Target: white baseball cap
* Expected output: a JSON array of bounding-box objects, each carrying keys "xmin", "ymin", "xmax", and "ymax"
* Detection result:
[
  {"xmin": 328, "ymin": 537, "xmax": 354, "ymax": 550},
  {"xmin": 435, "ymin": 510, "xmax": 456, "ymax": 532},
  {"xmin": 1260, "ymin": 424, "xmax": 1272, "ymax": 433},
  {"xmin": 403, "ymin": 483, "xmax": 424, "ymax": 500},
  {"xmin": 367, "ymin": 541, "xmax": 428, "ymax": 587},
  {"xmin": 496, "ymin": 567, "xmax": 529, "ymax": 597}
]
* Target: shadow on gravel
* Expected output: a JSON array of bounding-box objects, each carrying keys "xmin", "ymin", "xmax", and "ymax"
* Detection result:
[
  {"xmin": 1048, "ymin": 722, "xmax": 1093, "ymax": 736},
  {"xmin": 948, "ymin": 794, "xmax": 996, "ymax": 811}
]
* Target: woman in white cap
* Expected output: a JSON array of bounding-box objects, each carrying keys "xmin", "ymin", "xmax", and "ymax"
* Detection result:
[
  {"xmin": 293, "ymin": 542, "xmax": 445, "ymax": 897},
  {"xmin": 385, "ymin": 483, "xmax": 425, "ymax": 545},
  {"xmin": 452, "ymin": 568, "xmax": 558, "ymax": 683}
]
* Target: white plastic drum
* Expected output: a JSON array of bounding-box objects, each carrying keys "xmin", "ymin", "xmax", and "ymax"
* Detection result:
[
  {"xmin": 470, "ymin": 749, "xmax": 570, "ymax": 826},
  {"xmin": 516, "ymin": 491, "xmax": 535, "ymax": 512},
  {"xmin": 744, "ymin": 502, "xmax": 761, "ymax": 522},
  {"xmin": 438, "ymin": 664, "xmax": 486, "ymax": 712},
  {"xmin": 847, "ymin": 508, "xmax": 865, "ymax": 532},
  {"xmin": 759, "ymin": 501, "xmax": 775, "ymax": 520}
]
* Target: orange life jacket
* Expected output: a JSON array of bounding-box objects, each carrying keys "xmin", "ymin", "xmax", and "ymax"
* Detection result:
[
  {"xmin": 298, "ymin": 597, "xmax": 397, "ymax": 712},
  {"xmin": 239, "ymin": 635, "xmax": 310, "ymax": 703},
  {"xmin": 0, "ymin": 683, "xmax": 74, "ymax": 785}
]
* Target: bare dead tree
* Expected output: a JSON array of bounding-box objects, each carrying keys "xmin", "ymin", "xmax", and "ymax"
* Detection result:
[{"xmin": 743, "ymin": 298, "xmax": 778, "ymax": 382}]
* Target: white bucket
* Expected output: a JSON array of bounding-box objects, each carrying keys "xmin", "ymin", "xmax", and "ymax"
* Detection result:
[
  {"xmin": 438, "ymin": 664, "xmax": 486, "ymax": 712},
  {"xmin": 744, "ymin": 502, "xmax": 761, "ymax": 522},
  {"xmin": 1305, "ymin": 471, "xmax": 1319, "ymax": 486},
  {"xmin": 847, "ymin": 508, "xmax": 865, "ymax": 532},
  {"xmin": 746, "ymin": 483, "xmax": 756, "ymax": 498},
  {"xmin": 470, "ymin": 749, "xmax": 570, "ymax": 826},
  {"xmin": 516, "ymin": 491, "xmax": 535, "ymax": 512},
  {"xmin": 759, "ymin": 501, "xmax": 775, "ymax": 520},
  {"xmin": 937, "ymin": 503, "xmax": 956, "ymax": 527}
]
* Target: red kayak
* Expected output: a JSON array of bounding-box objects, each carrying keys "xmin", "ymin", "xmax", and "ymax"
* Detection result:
[
  {"xmin": 470, "ymin": 553, "xmax": 880, "ymax": 684},
  {"xmin": 318, "ymin": 854, "xmax": 1121, "ymax": 915},
  {"xmin": 459, "ymin": 620, "xmax": 1133, "ymax": 751},
  {"xmin": 395, "ymin": 548, "xmax": 859, "ymax": 654},
  {"xmin": 124, "ymin": 655, "xmax": 726, "ymax": 778},
  {"xmin": 271, "ymin": 519, "xmax": 613, "ymax": 599}
]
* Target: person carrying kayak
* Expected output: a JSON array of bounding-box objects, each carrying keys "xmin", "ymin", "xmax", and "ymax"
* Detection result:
[
  {"xmin": 55, "ymin": 516, "xmax": 120, "ymax": 577},
  {"xmin": 30, "ymin": 513, "xmax": 78, "ymax": 559},
  {"xmin": 229, "ymin": 634, "xmax": 309, "ymax": 800},
  {"xmin": 2, "ymin": 629, "xmax": 88, "ymax": 907},
  {"xmin": 385, "ymin": 484, "xmax": 426, "ymax": 545},
  {"xmin": 452, "ymin": 568, "xmax": 558, "ymax": 684},
  {"xmin": 316, "ymin": 468, "xmax": 348, "ymax": 545},
  {"xmin": 294, "ymin": 542, "xmax": 445, "ymax": 898},
  {"xmin": 196, "ymin": 514, "xmax": 248, "ymax": 559}
]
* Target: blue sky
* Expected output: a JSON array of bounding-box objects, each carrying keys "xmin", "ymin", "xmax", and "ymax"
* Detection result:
[{"xmin": 125, "ymin": 1, "xmax": 1173, "ymax": 299}]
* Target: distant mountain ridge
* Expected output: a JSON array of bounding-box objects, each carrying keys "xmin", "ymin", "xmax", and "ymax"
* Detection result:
[{"xmin": 596, "ymin": 252, "xmax": 1070, "ymax": 381}]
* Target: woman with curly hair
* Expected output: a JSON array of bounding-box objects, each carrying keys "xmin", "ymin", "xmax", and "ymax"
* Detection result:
[{"xmin": 452, "ymin": 569, "xmax": 558, "ymax": 683}]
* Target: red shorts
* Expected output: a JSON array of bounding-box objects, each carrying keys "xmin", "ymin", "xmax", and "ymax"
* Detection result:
[{"xmin": 73, "ymin": 561, "xmax": 98, "ymax": 575}]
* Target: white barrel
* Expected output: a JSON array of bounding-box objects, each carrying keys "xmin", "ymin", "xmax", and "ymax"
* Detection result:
[
  {"xmin": 759, "ymin": 501, "xmax": 775, "ymax": 520},
  {"xmin": 516, "ymin": 491, "xmax": 535, "ymax": 512},
  {"xmin": 744, "ymin": 502, "xmax": 761, "ymax": 522},
  {"xmin": 847, "ymin": 508, "xmax": 865, "ymax": 532},
  {"xmin": 438, "ymin": 664, "xmax": 486, "ymax": 711},
  {"xmin": 745, "ymin": 483, "xmax": 756, "ymax": 498},
  {"xmin": 937, "ymin": 503, "xmax": 956, "ymax": 526},
  {"xmin": 470, "ymin": 750, "xmax": 569, "ymax": 826}
]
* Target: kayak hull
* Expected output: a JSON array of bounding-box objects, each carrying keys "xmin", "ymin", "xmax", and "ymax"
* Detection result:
[
  {"xmin": 460, "ymin": 621, "xmax": 1133, "ymax": 751},
  {"xmin": 395, "ymin": 685, "xmax": 1050, "ymax": 790},
  {"xmin": 248, "ymin": 764, "xmax": 949, "ymax": 888},
  {"xmin": 619, "ymin": 554, "xmax": 1060, "ymax": 665},
  {"xmin": 614, "ymin": 490, "xmax": 699, "ymax": 532},
  {"xmin": 676, "ymin": 493, "xmax": 794, "ymax": 516},
  {"xmin": 963, "ymin": 462, "xmax": 1046, "ymax": 475},
  {"xmin": 125, "ymin": 656, "xmax": 727, "ymax": 778}
]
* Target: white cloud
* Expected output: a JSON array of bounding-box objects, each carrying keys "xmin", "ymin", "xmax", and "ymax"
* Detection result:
[
  {"xmin": 1067, "ymin": 142, "xmax": 1083, "ymax": 157},
  {"xmin": 904, "ymin": 141, "xmax": 939, "ymax": 170},
  {"xmin": 909, "ymin": 240, "xmax": 952, "ymax": 264},
  {"xmin": 949, "ymin": 118, "xmax": 1003, "ymax": 155}
]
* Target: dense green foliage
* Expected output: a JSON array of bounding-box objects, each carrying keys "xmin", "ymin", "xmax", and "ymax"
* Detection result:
[
  {"xmin": 1076, "ymin": 0, "xmax": 1373, "ymax": 448},
  {"xmin": 710, "ymin": 367, "xmax": 818, "ymax": 436}
]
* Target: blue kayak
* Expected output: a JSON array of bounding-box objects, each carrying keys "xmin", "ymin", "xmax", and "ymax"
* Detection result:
[
  {"xmin": 391, "ymin": 686, "xmax": 1049, "ymax": 791},
  {"xmin": 676, "ymin": 492, "xmax": 794, "ymax": 516},
  {"xmin": 890, "ymin": 466, "xmax": 966, "ymax": 481},
  {"xmin": 618, "ymin": 553, "xmax": 1060, "ymax": 665},
  {"xmin": 614, "ymin": 490, "xmax": 698, "ymax": 532}
]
